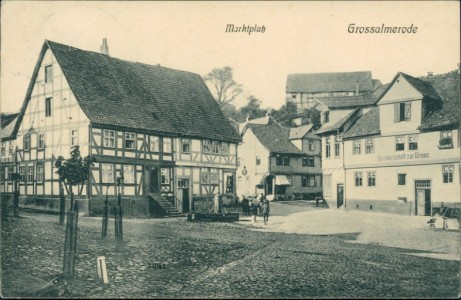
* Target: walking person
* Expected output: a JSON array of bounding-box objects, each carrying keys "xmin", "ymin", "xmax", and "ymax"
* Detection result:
[
  {"xmin": 261, "ymin": 196, "xmax": 270, "ymax": 225},
  {"xmin": 251, "ymin": 199, "xmax": 260, "ymax": 222}
]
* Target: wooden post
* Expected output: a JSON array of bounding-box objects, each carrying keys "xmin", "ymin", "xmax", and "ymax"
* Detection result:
[
  {"xmin": 12, "ymin": 173, "xmax": 20, "ymax": 218},
  {"xmin": 101, "ymin": 194, "xmax": 109, "ymax": 239},
  {"xmin": 63, "ymin": 189, "xmax": 79, "ymax": 279},
  {"xmin": 59, "ymin": 180, "xmax": 65, "ymax": 225}
]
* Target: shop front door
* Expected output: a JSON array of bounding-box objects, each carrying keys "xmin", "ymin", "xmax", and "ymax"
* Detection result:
[
  {"xmin": 337, "ymin": 184, "xmax": 344, "ymax": 208},
  {"xmin": 415, "ymin": 180, "xmax": 431, "ymax": 216}
]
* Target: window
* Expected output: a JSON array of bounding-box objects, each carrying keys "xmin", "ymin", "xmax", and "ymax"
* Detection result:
[
  {"xmin": 353, "ymin": 140, "xmax": 361, "ymax": 155},
  {"xmin": 38, "ymin": 133, "xmax": 45, "ymax": 149},
  {"xmin": 256, "ymin": 156, "xmax": 261, "ymax": 166},
  {"xmin": 308, "ymin": 156, "xmax": 314, "ymax": 167},
  {"xmin": 221, "ymin": 142, "xmax": 229, "ymax": 155},
  {"xmin": 354, "ymin": 172, "xmax": 363, "ymax": 186},
  {"xmin": 182, "ymin": 139, "xmax": 190, "ymax": 153},
  {"xmin": 334, "ymin": 136, "xmax": 340, "ymax": 157},
  {"xmin": 1, "ymin": 142, "xmax": 5, "ymax": 156},
  {"xmin": 398, "ymin": 174, "xmax": 406, "ymax": 186},
  {"xmin": 439, "ymin": 131, "xmax": 453, "ymax": 149},
  {"xmin": 201, "ymin": 168, "xmax": 209, "ymax": 184},
  {"xmin": 71, "ymin": 129, "xmax": 79, "ymax": 147},
  {"xmin": 394, "ymin": 102, "xmax": 411, "ymax": 122},
  {"xmin": 325, "ymin": 137, "xmax": 331, "ymax": 158},
  {"xmin": 302, "ymin": 175, "xmax": 316, "ymax": 187},
  {"xmin": 395, "ymin": 136, "xmax": 405, "ymax": 151},
  {"xmin": 7, "ymin": 167, "xmax": 13, "ymax": 182},
  {"xmin": 150, "ymin": 136, "xmax": 159, "ymax": 152},
  {"xmin": 302, "ymin": 157, "xmax": 308, "ymax": 166},
  {"xmin": 37, "ymin": 165, "xmax": 44, "ymax": 183},
  {"xmin": 225, "ymin": 175, "xmax": 234, "ymax": 193},
  {"xmin": 123, "ymin": 165, "xmax": 135, "ymax": 184},
  {"xmin": 163, "ymin": 138, "xmax": 172, "ymax": 153},
  {"xmin": 276, "ymin": 156, "xmax": 290, "ymax": 166},
  {"xmin": 124, "ymin": 132, "xmax": 136, "ymax": 149},
  {"xmin": 365, "ymin": 139, "xmax": 374, "ymax": 154},
  {"xmin": 8, "ymin": 142, "xmax": 13, "ymax": 154},
  {"xmin": 211, "ymin": 141, "xmax": 220, "ymax": 155},
  {"xmin": 27, "ymin": 166, "xmax": 34, "ymax": 183},
  {"xmin": 45, "ymin": 65, "xmax": 53, "ymax": 83},
  {"xmin": 24, "ymin": 135, "xmax": 30, "ymax": 151},
  {"xmin": 408, "ymin": 135, "xmax": 418, "ymax": 150},
  {"xmin": 45, "ymin": 97, "xmax": 52, "ymax": 117},
  {"xmin": 323, "ymin": 111, "xmax": 330, "ymax": 123},
  {"xmin": 102, "ymin": 164, "xmax": 114, "ymax": 183},
  {"xmin": 161, "ymin": 168, "xmax": 170, "ymax": 185},
  {"xmin": 210, "ymin": 169, "xmax": 219, "ymax": 185},
  {"xmin": 19, "ymin": 167, "xmax": 26, "ymax": 183},
  {"xmin": 367, "ymin": 171, "xmax": 376, "ymax": 187},
  {"xmin": 442, "ymin": 165, "xmax": 454, "ymax": 183},
  {"xmin": 103, "ymin": 130, "xmax": 115, "ymax": 148},
  {"xmin": 202, "ymin": 140, "xmax": 211, "ymax": 153},
  {"xmin": 308, "ymin": 140, "xmax": 315, "ymax": 151}
]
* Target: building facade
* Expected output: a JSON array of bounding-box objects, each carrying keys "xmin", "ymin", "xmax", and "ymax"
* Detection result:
[
  {"xmin": 6, "ymin": 40, "xmax": 241, "ymax": 215},
  {"xmin": 338, "ymin": 70, "xmax": 460, "ymax": 215},
  {"xmin": 237, "ymin": 117, "xmax": 322, "ymax": 200},
  {"xmin": 0, "ymin": 113, "xmax": 19, "ymax": 193}
]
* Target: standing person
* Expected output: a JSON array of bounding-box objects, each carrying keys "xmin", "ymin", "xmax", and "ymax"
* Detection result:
[
  {"xmin": 252, "ymin": 199, "xmax": 260, "ymax": 222},
  {"xmin": 261, "ymin": 196, "xmax": 270, "ymax": 225}
]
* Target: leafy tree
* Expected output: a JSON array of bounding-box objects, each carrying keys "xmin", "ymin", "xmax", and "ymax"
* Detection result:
[
  {"xmin": 238, "ymin": 95, "xmax": 267, "ymax": 121},
  {"xmin": 204, "ymin": 66, "xmax": 243, "ymax": 106},
  {"xmin": 271, "ymin": 102, "xmax": 298, "ymax": 127}
]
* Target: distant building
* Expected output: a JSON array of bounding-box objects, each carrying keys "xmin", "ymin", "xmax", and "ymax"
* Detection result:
[
  {"xmin": 317, "ymin": 69, "xmax": 460, "ymax": 215},
  {"xmin": 237, "ymin": 117, "xmax": 322, "ymax": 200},
  {"xmin": 286, "ymin": 71, "xmax": 382, "ymax": 111},
  {"xmin": 4, "ymin": 39, "xmax": 241, "ymax": 215},
  {"xmin": 1, "ymin": 113, "xmax": 19, "ymax": 192}
]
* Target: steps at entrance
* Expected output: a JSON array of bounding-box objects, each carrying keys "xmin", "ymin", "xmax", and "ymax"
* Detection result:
[{"xmin": 148, "ymin": 195, "xmax": 181, "ymax": 217}]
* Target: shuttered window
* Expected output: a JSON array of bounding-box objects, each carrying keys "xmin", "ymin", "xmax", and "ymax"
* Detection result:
[{"xmin": 394, "ymin": 102, "xmax": 411, "ymax": 122}]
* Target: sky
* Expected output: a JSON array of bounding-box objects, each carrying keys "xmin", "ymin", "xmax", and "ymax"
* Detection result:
[{"xmin": 1, "ymin": 1, "xmax": 459, "ymax": 113}]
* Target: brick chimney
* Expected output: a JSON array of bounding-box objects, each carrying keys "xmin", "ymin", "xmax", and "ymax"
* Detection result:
[
  {"xmin": 100, "ymin": 38, "xmax": 110, "ymax": 56},
  {"xmin": 427, "ymin": 71, "xmax": 433, "ymax": 78}
]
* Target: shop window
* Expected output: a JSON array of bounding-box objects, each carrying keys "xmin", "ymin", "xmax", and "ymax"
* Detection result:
[
  {"xmin": 353, "ymin": 140, "xmax": 361, "ymax": 155},
  {"xmin": 163, "ymin": 138, "xmax": 172, "ymax": 153},
  {"xmin": 367, "ymin": 171, "xmax": 376, "ymax": 187},
  {"xmin": 45, "ymin": 97, "xmax": 52, "ymax": 117},
  {"xmin": 103, "ymin": 130, "xmax": 115, "ymax": 148},
  {"xmin": 354, "ymin": 172, "xmax": 363, "ymax": 186},
  {"xmin": 38, "ymin": 133, "xmax": 45, "ymax": 149},
  {"xmin": 182, "ymin": 139, "xmax": 190, "ymax": 153},
  {"xmin": 439, "ymin": 131, "xmax": 453, "ymax": 149},
  {"xmin": 125, "ymin": 132, "xmax": 136, "ymax": 149},
  {"xmin": 202, "ymin": 140, "xmax": 211, "ymax": 153},
  {"xmin": 302, "ymin": 175, "xmax": 316, "ymax": 187},
  {"xmin": 24, "ymin": 135, "xmax": 31, "ymax": 151},
  {"xmin": 395, "ymin": 136, "xmax": 405, "ymax": 151},
  {"xmin": 1, "ymin": 142, "xmax": 5, "ymax": 156},
  {"xmin": 325, "ymin": 137, "xmax": 331, "ymax": 158},
  {"xmin": 365, "ymin": 139, "xmax": 374, "ymax": 154},
  {"xmin": 398, "ymin": 174, "xmax": 406, "ymax": 185},
  {"xmin": 442, "ymin": 165, "xmax": 454, "ymax": 183},
  {"xmin": 409, "ymin": 135, "xmax": 418, "ymax": 150},
  {"xmin": 102, "ymin": 164, "xmax": 114, "ymax": 183},
  {"xmin": 150, "ymin": 136, "xmax": 159, "ymax": 152},
  {"xmin": 37, "ymin": 165, "xmax": 44, "ymax": 183},
  {"xmin": 45, "ymin": 65, "xmax": 53, "ymax": 83},
  {"xmin": 123, "ymin": 165, "xmax": 135, "ymax": 184},
  {"xmin": 225, "ymin": 175, "xmax": 234, "ymax": 193},
  {"xmin": 394, "ymin": 102, "xmax": 411, "ymax": 122}
]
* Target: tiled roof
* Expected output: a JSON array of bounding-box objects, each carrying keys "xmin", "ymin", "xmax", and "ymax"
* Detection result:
[
  {"xmin": 318, "ymin": 83, "xmax": 390, "ymax": 109},
  {"xmin": 399, "ymin": 72, "xmax": 441, "ymax": 102},
  {"xmin": 1, "ymin": 113, "xmax": 19, "ymax": 140},
  {"xmin": 286, "ymin": 71, "xmax": 374, "ymax": 93},
  {"xmin": 343, "ymin": 107, "xmax": 380, "ymax": 139},
  {"xmin": 289, "ymin": 124, "xmax": 313, "ymax": 139},
  {"xmin": 314, "ymin": 109, "xmax": 359, "ymax": 135},
  {"xmin": 17, "ymin": 40, "xmax": 241, "ymax": 143},
  {"xmin": 419, "ymin": 70, "xmax": 460, "ymax": 130},
  {"xmin": 247, "ymin": 118, "xmax": 304, "ymax": 155}
]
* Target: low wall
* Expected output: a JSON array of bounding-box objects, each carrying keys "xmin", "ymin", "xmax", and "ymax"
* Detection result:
[
  {"xmin": 89, "ymin": 196, "xmax": 153, "ymax": 218},
  {"xmin": 0, "ymin": 194, "xmax": 89, "ymax": 216}
]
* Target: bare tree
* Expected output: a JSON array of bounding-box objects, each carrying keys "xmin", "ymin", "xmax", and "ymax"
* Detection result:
[{"xmin": 204, "ymin": 67, "xmax": 243, "ymax": 106}]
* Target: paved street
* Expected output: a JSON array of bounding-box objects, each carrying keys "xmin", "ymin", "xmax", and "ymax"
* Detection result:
[{"xmin": 1, "ymin": 202, "xmax": 460, "ymax": 298}]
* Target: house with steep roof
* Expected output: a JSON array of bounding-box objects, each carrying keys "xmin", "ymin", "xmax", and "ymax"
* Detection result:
[
  {"xmin": 1, "ymin": 113, "xmax": 19, "ymax": 193},
  {"xmin": 7, "ymin": 39, "xmax": 241, "ymax": 215},
  {"xmin": 286, "ymin": 71, "xmax": 382, "ymax": 111},
  {"xmin": 340, "ymin": 69, "xmax": 460, "ymax": 215},
  {"xmin": 236, "ymin": 117, "xmax": 321, "ymax": 200}
]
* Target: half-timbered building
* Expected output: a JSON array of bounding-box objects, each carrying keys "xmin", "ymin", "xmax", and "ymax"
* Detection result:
[
  {"xmin": 1, "ymin": 113, "xmax": 19, "ymax": 193},
  {"xmin": 10, "ymin": 39, "xmax": 241, "ymax": 215}
]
